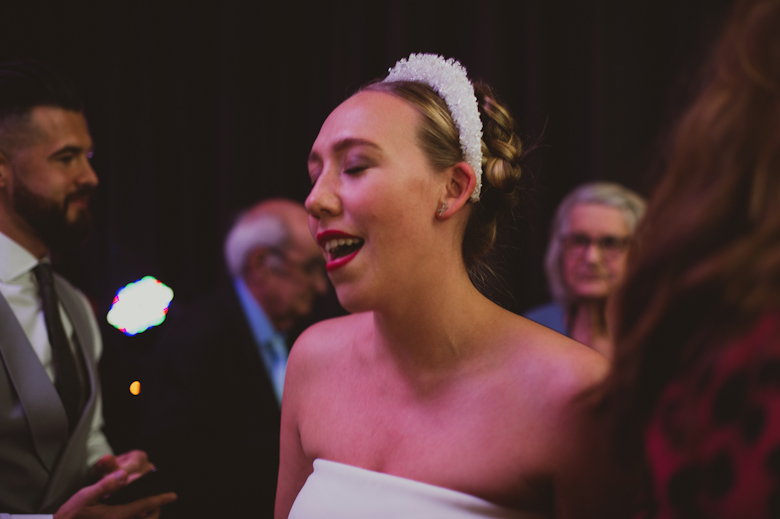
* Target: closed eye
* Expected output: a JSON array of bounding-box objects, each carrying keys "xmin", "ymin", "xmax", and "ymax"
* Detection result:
[{"xmin": 345, "ymin": 165, "xmax": 368, "ymax": 174}]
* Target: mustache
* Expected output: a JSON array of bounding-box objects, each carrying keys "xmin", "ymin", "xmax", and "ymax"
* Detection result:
[{"xmin": 64, "ymin": 185, "xmax": 96, "ymax": 205}]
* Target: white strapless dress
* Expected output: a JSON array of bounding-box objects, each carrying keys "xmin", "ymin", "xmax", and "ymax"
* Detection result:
[{"xmin": 288, "ymin": 459, "xmax": 547, "ymax": 519}]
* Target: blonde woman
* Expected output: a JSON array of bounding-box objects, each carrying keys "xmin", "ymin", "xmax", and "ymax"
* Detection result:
[{"xmin": 276, "ymin": 54, "xmax": 612, "ymax": 519}]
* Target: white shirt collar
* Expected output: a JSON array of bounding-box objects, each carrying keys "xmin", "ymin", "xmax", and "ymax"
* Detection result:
[{"xmin": 0, "ymin": 231, "xmax": 42, "ymax": 284}]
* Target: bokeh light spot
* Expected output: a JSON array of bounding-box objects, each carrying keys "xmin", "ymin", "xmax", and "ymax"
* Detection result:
[
  {"xmin": 107, "ymin": 276, "xmax": 174, "ymax": 336},
  {"xmin": 129, "ymin": 381, "xmax": 141, "ymax": 395}
]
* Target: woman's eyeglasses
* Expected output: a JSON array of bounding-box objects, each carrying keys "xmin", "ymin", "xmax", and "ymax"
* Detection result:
[{"xmin": 561, "ymin": 233, "xmax": 630, "ymax": 259}]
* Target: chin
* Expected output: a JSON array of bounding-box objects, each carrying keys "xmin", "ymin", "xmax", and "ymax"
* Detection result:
[
  {"xmin": 571, "ymin": 285, "xmax": 610, "ymax": 300},
  {"xmin": 66, "ymin": 203, "xmax": 89, "ymax": 221},
  {"xmin": 572, "ymin": 293, "xmax": 610, "ymax": 303},
  {"xmin": 333, "ymin": 284, "xmax": 375, "ymax": 315}
]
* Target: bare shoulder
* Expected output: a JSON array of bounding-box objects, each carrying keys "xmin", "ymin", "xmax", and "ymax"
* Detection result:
[
  {"xmin": 500, "ymin": 311, "xmax": 609, "ymax": 405},
  {"xmin": 291, "ymin": 312, "xmax": 371, "ymax": 355},
  {"xmin": 498, "ymin": 318, "xmax": 623, "ymax": 518},
  {"xmin": 287, "ymin": 312, "xmax": 372, "ymax": 382}
]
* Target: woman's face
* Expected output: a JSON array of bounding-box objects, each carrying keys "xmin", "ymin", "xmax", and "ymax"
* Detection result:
[
  {"xmin": 561, "ymin": 203, "xmax": 630, "ymax": 301},
  {"xmin": 305, "ymin": 91, "xmax": 443, "ymax": 312}
]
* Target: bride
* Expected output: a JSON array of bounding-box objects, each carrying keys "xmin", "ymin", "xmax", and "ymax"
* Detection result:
[{"xmin": 275, "ymin": 54, "xmax": 610, "ymax": 518}]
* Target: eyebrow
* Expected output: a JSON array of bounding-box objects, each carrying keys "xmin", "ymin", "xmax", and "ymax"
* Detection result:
[
  {"xmin": 49, "ymin": 144, "xmax": 92, "ymax": 159},
  {"xmin": 308, "ymin": 138, "xmax": 381, "ymax": 164}
]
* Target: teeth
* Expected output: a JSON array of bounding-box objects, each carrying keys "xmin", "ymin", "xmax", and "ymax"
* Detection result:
[{"xmin": 323, "ymin": 237, "xmax": 361, "ymax": 252}]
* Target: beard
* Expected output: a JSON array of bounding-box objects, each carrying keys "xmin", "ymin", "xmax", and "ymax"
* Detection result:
[{"xmin": 12, "ymin": 179, "xmax": 94, "ymax": 251}]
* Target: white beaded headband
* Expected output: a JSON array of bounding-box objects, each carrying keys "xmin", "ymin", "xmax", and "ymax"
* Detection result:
[{"xmin": 383, "ymin": 53, "xmax": 484, "ymax": 202}]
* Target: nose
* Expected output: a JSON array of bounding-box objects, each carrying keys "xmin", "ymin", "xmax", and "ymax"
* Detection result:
[
  {"xmin": 583, "ymin": 242, "xmax": 603, "ymax": 263},
  {"xmin": 305, "ymin": 169, "xmax": 341, "ymax": 220},
  {"xmin": 80, "ymin": 158, "xmax": 99, "ymax": 188}
]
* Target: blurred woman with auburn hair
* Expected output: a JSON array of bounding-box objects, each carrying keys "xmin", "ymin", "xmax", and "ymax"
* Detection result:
[{"xmin": 602, "ymin": 0, "xmax": 780, "ymax": 516}]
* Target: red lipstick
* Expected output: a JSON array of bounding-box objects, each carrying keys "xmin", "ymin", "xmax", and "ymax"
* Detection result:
[{"xmin": 317, "ymin": 230, "xmax": 364, "ymax": 272}]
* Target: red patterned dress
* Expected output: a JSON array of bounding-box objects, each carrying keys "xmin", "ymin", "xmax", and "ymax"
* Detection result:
[{"xmin": 644, "ymin": 313, "xmax": 780, "ymax": 518}]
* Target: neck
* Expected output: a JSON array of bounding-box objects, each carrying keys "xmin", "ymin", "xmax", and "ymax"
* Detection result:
[
  {"xmin": 567, "ymin": 299, "xmax": 612, "ymax": 359},
  {"xmin": 241, "ymin": 275, "xmax": 288, "ymax": 333},
  {"xmin": 371, "ymin": 263, "xmax": 493, "ymax": 376},
  {"xmin": 0, "ymin": 204, "xmax": 47, "ymax": 259}
]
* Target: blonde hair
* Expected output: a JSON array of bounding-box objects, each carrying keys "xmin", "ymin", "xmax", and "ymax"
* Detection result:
[{"xmin": 360, "ymin": 80, "xmax": 526, "ymax": 297}]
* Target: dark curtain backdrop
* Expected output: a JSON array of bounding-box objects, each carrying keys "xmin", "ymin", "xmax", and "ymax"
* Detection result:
[{"xmin": 3, "ymin": 0, "xmax": 734, "ymax": 449}]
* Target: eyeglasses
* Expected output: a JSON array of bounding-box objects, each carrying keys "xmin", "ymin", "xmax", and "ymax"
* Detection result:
[
  {"xmin": 561, "ymin": 233, "xmax": 630, "ymax": 259},
  {"xmin": 267, "ymin": 248, "xmax": 327, "ymax": 281}
]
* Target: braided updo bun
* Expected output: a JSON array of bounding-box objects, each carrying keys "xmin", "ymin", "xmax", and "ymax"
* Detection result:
[
  {"xmin": 361, "ymin": 79, "xmax": 526, "ymax": 296},
  {"xmin": 466, "ymin": 82, "xmax": 525, "ymax": 288}
]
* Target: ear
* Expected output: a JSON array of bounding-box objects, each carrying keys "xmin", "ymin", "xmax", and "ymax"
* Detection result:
[
  {"xmin": 436, "ymin": 161, "xmax": 477, "ymax": 220},
  {"xmin": 244, "ymin": 247, "xmax": 271, "ymax": 281},
  {"xmin": 0, "ymin": 151, "xmax": 9, "ymax": 190}
]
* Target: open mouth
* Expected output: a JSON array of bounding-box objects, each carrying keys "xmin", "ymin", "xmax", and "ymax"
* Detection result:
[{"xmin": 324, "ymin": 237, "xmax": 364, "ymax": 261}]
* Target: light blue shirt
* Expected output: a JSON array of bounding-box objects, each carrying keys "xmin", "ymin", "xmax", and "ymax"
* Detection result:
[
  {"xmin": 523, "ymin": 302, "xmax": 568, "ymax": 336},
  {"xmin": 233, "ymin": 278, "xmax": 288, "ymax": 406}
]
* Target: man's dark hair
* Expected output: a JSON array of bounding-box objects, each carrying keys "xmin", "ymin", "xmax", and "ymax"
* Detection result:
[{"xmin": 0, "ymin": 59, "xmax": 83, "ymax": 121}]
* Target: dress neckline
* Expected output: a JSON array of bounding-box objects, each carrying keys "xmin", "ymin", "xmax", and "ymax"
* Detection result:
[{"xmin": 311, "ymin": 458, "xmax": 543, "ymax": 518}]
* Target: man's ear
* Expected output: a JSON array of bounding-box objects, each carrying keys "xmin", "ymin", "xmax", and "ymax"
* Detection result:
[
  {"xmin": 436, "ymin": 161, "xmax": 477, "ymax": 220},
  {"xmin": 245, "ymin": 247, "xmax": 270, "ymax": 281},
  {"xmin": 0, "ymin": 151, "xmax": 10, "ymax": 190}
]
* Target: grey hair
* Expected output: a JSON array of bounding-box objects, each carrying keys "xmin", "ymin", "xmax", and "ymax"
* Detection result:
[
  {"xmin": 224, "ymin": 211, "xmax": 289, "ymax": 278},
  {"xmin": 544, "ymin": 182, "xmax": 646, "ymax": 305}
]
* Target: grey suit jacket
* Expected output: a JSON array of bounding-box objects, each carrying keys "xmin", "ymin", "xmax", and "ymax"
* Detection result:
[{"xmin": 0, "ymin": 274, "xmax": 101, "ymax": 514}]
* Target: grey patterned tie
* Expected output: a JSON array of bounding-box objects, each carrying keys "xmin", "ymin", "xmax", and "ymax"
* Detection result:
[{"xmin": 33, "ymin": 263, "xmax": 84, "ymax": 432}]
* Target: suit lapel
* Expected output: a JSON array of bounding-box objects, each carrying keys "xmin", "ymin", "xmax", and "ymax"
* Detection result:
[
  {"xmin": 39, "ymin": 276, "xmax": 99, "ymax": 512},
  {"xmin": 52, "ymin": 275, "xmax": 97, "ymax": 429},
  {"xmin": 0, "ymin": 290, "xmax": 69, "ymax": 472}
]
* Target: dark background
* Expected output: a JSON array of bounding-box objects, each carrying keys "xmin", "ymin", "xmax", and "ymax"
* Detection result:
[{"xmin": 2, "ymin": 0, "xmax": 735, "ymax": 450}]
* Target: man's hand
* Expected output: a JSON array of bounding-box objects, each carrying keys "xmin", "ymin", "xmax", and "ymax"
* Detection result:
[
  {"xmin": 53, "ymin": 469, "xmax": 176, "ymax": 519},
  {"xmin": 94, "ymin": 451, "xmax": 154, "ymax": 483}
]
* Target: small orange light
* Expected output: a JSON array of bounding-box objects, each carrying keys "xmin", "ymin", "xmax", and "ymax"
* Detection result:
[{"xmin": 129, "ymin": 381, "xmax": 141, "ymax": 395}]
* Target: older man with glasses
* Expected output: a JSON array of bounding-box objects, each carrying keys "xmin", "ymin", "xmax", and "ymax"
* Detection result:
[
  {"xmin": 524, "ymin": 182, "xmax": 646, "ymax": 359},
  {"xmin": 139, "ymin": 198, "xmax": 328, "ymax": 519}
]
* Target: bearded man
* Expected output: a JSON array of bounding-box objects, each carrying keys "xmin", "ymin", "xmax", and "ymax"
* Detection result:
[{"xmin": 0, "ymin": 60, "xmax": 176, "ymax": 518}]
